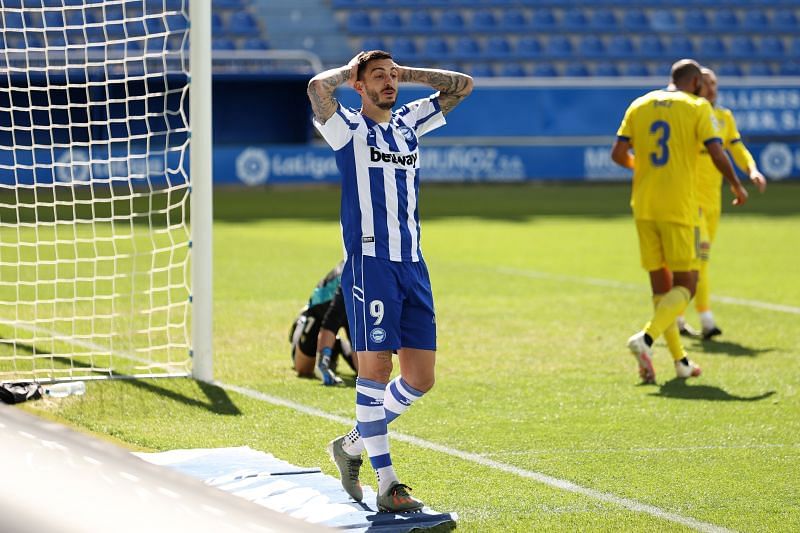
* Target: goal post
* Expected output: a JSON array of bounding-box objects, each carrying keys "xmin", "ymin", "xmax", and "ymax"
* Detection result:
[{"xmin": 0, "ymin": 0, "xmax": 213, "ymax": 384}]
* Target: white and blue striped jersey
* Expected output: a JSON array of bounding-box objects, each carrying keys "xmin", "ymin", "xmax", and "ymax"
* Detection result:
[{"xmin": 314, "ymin": 94, "xmax": 446, "ymax": 262}]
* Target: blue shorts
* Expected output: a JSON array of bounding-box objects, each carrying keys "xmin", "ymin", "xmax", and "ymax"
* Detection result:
[{"xmin": 341, "ymin": 254, "xmax": 436, "ymax": 352}]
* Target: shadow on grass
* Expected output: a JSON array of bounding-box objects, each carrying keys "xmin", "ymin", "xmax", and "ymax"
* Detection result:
[
  {"xmin": 649, "ymin": 377, "xmax": 776, "ymax": 402},
  {"xmin": 687, "ymin": 338, "xmax": 777, "ymax": 357},
  {"xmin": 1, "ymin": 337, "xmax": 240, "ymax": 415}
]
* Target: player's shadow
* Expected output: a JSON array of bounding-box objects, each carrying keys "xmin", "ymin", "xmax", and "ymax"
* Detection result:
[
  {"xmin": 0, "ymin": 337, "xmax": 240, "ymax": 415},
  {"xmin": 649, "ymin": 377, "xmax": 776, "ymax": 402},
  {"xmin": 687, "ymin": 338, "xmax": 776, "ymax": 358}
]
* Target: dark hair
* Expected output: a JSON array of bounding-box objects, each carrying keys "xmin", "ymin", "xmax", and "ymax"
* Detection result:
[
  {"xmin": 356, "ymin": 50, "xmax": 394, "ymax": 81},
  {"xmin": 671, "ymin": 59, "xmax": 702, "ymax": 84}
]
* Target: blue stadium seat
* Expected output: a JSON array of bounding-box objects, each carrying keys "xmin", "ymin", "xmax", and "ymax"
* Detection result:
[
  {"xmin": 624, "ymin": 63, "xmax": 650, "ymax": 76},
  {"xmin": 623, "ymin": 10, "xmax": 648, "ymax": 31},
  {"xmin": 23, "ymin": 11, "xmax": 45, "ymax": 29},
  {"xmin": 790, "ymin": 37, "xmax": 800, "ymax": 58},
  {"xmin": 454, "ymin": 36, "xmax": 481, "ymax": 59},
  {"xmin": 469, "ymin": 64, "xmax": 494, "ymax": 77},
  {"xmin": 408, "ymin": 11, "xmax": 434, "ymax": 32},
  {"xmin": 361, "ymin": 37, "xmax": 387, "ymax": 51},
  {"xmin": 347, "ymin": 11, "xmax": 372, "ymax": 33},
  {"xmin": 3, "ymin": 11, "xmax": 24, "ymax": 29},
  {"xmin": 422, "ymin": 37, "xmax": 450, "ymax": 60},
  {"xmin": 499, "ymin": 63, "xmax": 527, "ymax": 77},
  {"xmin": 376, "ymin": 11, "xmax": 404, "ymax": 32},
  {"xmin": 214, "ymin": 0, "xmax": 243, "ymax": 7},
  {"xmin": 530, "ymin": 9, "xmax": 557, "ymax": 30},
  {"xmin": 212, "ymin": 12, "xmax": 224, "ymax": 33},
  {"xmin": 578, "ymin": 35, "xmax": 605, "ymax": 57},
  {"xmin": 516, "ymin": 37, "xmax": 542, "ymax": 58},
  {"xmin": 699, "ymin": 36, "xmax": 726, "ymax": 57},
  {"xmin": 532, "ymin": 63, "xmax": 558, "ymax": 77},
  {"xmin": 771, "ymin": 9, "xmax": 798, "ymax": 31},
  {"xmin": 779, "ymin": 61, "xmax": 800, "ymax": 76},
  {"xmin": 561, "ymin": 8, "xmax": 588, "ymax": 30},
  {"xmin": 717, "ymin": 62, "xmax": 743, "ymax": 77},
  {"xmin": 667, "ymin": 36, "xmax": 695, "ymax": 57},
  {"xmin": 712, "ymin": 9, "xmax": 739, "ymax": 30},
  {"xmin": 212, "ymin": 38, "xmax": 236, "ymax": 50},
  {"xmin": 758, "ymin": 36, "xmax": 785, "ymax": 59},
  {"xmin": 730, "ymin": 36, "xmax": 756, "ymax": 57},
  {"xmin": 683, "ymin": 9, "xmax": 709, "ymax": 31},
  {"xmin": 501, "ymin": 10, "xmax": 528, "ymax": 30},
  {"xmin": 747, "ymin": 63, "xmax": 773, "ymax": 76},
  {"xmin": 44, "ymin": 10, "xmax": 65, "ymax": 28},
  {"xmin": 608, "ymin": 35, "xmax": 634, "ymax": 57},
  {"xmin": 392, "ymin": 37, "xmax": 417, "ymax": 60},
  {"xmin": 742, "ymin": 10, "xmax": 769, "ymax": 30},
  {"xmin": 485, "ymin": 36, "xmax": 512, "ymax": 58},
  {"xmin": 594, "ymin": 62, "xmax": 620, "ymax": 77},
  {"xmin": 545, "ymin": 35, "xmax": 573, "ymax": 57},
  {"xmin": 242, "ymin": 37, "xmax": 269, "ymax": 50},
  {"xmin": 589, "ymin": 9, "xmax": 617, "ymax": 30},
  {"xmin": 639, "ymin": 35, "xmax": 665, "ymax": 58},
  {"xmin": 471, "ymin": 10, "xmax": 497, "ymax": 31},
  {"xmin": 650, "ymin": 10, "xmax": 678, "ymax": 31},
  {"xmin": 439, "ymin": 11, "xmax": 465, "ymax": 32},
  {"xmin": 564, "ymin": 63, "xmax": 590, "ymax": 77}
]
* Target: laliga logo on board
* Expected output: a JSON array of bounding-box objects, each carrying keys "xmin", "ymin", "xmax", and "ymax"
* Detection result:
[
  {"xmin": 55, "ymin": 148, "xmax": 91, "ymax": 183},
  {"xmin": 760, "ymin": 143, "xmax": 793, "ymax": 180},
  {"xmin": 236, "ymin": 147, "xmax": 270, "ymax": 185}
]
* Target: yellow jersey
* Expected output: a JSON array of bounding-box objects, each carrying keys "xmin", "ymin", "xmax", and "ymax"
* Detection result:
[
  {"xmin": 617, "ymin": 89, "xmax": 721, "ymax": 225},
  {"xmin": 696, "ymin": 106, "xmax": 756, "ymax": 214}
]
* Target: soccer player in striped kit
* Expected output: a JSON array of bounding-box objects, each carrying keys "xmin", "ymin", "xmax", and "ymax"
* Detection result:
[{"xmin": 307, "ymin": 50, "xmax": 472, "ymax": 512}]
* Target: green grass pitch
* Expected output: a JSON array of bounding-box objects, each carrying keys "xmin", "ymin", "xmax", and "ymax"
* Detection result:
[{"xmin": 15, "ymin": 181, "xmax": 800, "ymax": 531}]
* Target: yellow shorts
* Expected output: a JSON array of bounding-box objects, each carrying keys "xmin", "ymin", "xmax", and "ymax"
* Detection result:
[{"xmin": 635, "ymin": 219, "xmax": 699, "ymax": 272}]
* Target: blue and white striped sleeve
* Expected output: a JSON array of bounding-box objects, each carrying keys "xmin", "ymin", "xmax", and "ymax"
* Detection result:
[
  {"xmin": 313, "ymin": 103, "xmax": 359, "ymax": 151},
  {"xmin": 396, "ymin": 93, "xmax": 446, "ymax": 137}
]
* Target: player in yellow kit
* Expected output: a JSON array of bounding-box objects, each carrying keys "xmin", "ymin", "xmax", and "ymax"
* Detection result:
[
  {"xmin": 677, "ymin": 67, "xmax": 768, "ymax": 340},
  {"xmin": 611, "ymin": 59, "xmax": 748, "ymax": 384}
]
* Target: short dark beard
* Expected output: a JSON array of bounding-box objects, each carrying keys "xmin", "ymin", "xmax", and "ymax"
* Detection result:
[{"xmin": 366, "ymin": 87, "xmax": 395, "ymax": 110}]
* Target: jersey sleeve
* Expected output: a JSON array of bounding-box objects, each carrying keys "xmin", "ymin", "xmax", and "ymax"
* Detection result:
[
  {"xmin": 396, "ymin": 93, "xmax": 446, "ymax": 137},
  {"xmin": 616, "ymin": 104, "xmax": 633, "ymax": 143},
  {"xmin": 313, "ymin": 102, "xmax": 359, "ymax": 151},
  {"xmin": 697, "ymin": 100, "xmax": 722, "ymax": 146},
  {"xmin": 725, "ymin": 109, "xmax": 756, "ymax": 171}
]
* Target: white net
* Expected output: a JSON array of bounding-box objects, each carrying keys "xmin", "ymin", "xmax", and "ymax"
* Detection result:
[{"xmin": 0, "ymin": 0, "xmax": 192, "ymax": 383}]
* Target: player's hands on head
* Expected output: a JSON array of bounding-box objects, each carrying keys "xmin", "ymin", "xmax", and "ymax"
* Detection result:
[
  {"xmin": 750, "ymin": 170, "xmax": 767, "ymax": 193},
  {"xmin": 346, "ymin": 52, "xmax": 364, "ymax": 87},
  {"xmin": 731, "ymin": 182, "xmax": 749, "ymax": 206}
]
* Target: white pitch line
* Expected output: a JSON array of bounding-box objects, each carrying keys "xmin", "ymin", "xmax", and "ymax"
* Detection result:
[
  {"xmin": 494, "ymin": 266, "xmax": 800, "ymax": 315},
  {"xmin": 217, "ymin": 381, "xmax": 734, "ymax": 533},
  {"xmin": 484, "ymin": 443, "xmax": 800, "ymax": 457}
]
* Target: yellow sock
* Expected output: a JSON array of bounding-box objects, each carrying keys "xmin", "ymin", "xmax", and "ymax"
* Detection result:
[
  {"xmin": 645, "ymin": 286, "xmax": 691, "ymax": 340},
  {"xmin": 695, "ymin": 259, "xmax": 711, "ymax": 313},
  {"xmin": 653, "ymin": 295, "xmax": 687, "ymax": 361}
]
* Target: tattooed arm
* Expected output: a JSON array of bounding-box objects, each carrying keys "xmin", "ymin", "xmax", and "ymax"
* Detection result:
[
  {"xmin": 396, "ymin": 66, "xmax": 473, "ymax": 115},
  {"xmin": 307, "ymin": 55, "xmax": 360, "ymax": 124}
]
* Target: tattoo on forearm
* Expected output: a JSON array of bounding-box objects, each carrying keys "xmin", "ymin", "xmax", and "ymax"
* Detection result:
[
  {"xmin": 307, "ymin": 67, "xmax": 350, "ymax": 123},
  {"xmin": 400, "ymin": 67, "xmax": 473, "ymax": 115}
]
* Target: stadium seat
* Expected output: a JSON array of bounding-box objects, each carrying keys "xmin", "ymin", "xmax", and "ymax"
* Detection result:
[
  {"xmin": 712, "ymin": 9, "xmax": 739, "ymax": 30},
  {"xmin": 23, "ymin": 11, "xmax": 45, "ymax": 29},
  {"xmin": 516, "ymin": 37, "xmax": 542, "ymax": 58},
  {"xmin": 717, "ymin": 62, "xmax": 743, "ymax": 77},
  {"xmin": 43, "ymin": 9, "xmax": 65, "ymax": 28},
  {"xmin": 771, "ymin": 9, "xmax": 798, "ymax": 31},
  {"xmin": 747, "ymin": 63, "xmax": 773, "ymax": 76},
  {"xmin": 469, "ymin": 64, "xmax": 494, "ymax": 77},
  {"xmin": 608, "ymin": 35, "xmax": 634, "ymax": 57},
  {"xmin": 624, "ymin": 63, "xmax": 650, "ymax": 76},
  {"xmin": 730, "ymin": 36, "xmax": 756, "ymax": 57},
  {"xmin": 454, "ymin": 36, "xmax": 481, "ymax": 59},
  {"xmin": 422, "ymin": 37, "xmax": 450, "ymax": 60},
  {"xmin": 779, "ymin": 61, "xmax": 800, "ymax": 76},
  {"xmin": 594, "ymin": 62, "xmax": 620, "ymax": 77},
  {"xmin": 561, "ymin": 8, "xmax": 588, "ymax": 30},
  {"xmin": 622, "ymin": 10, "xmax": 648, "ymax": 31},
  {"xmin": 532, "ymin": 63, "xmax": 558, "ymax": 77},
  {"xmin": 361, "ymin": 37, "xmax": 387, "ymax": 51},
  {"xmin": 243, "ymin": 38, "xmax": 269, "ymax": 50},
  {"xmin": 578, "ymin": 35, "xmax": 605, "ymax": 57},
  {"xmin": 545, "ymin": 35, "xmax": 573, "ymax": 58},
  {"xmin": 408, "ymin": 11, "xmax": 434, "ymax": 33},
  {"xmin": 683, "ymin": 9, "xmax": 709, "ymax": 31},
  {"xmin": 214, "ymin": 0, "xmax": 244, "ymax": 7},
  {"xmin": 530, "ymin": 9, "xmax": 557, "ymax": 30},
  {"xmin": 471, "ymin": 10, "xmax": 497, "ymax": 31},
  {"xmin": 666, "ymin": 36, "xmax": 695, "ymax": 57},
  {"xmin": 228, "ymin": 11, "xmax": 259, "ymax": 35},
  {"xmin": 347, "ymin": 11, "xmax": 372, "ymax": 33},
  {"xmin": 699, "ymin": 36, "xmax": 726, "ymax": 57},
  {"xmin": 590, "ymin": 9, "xmax": 617, "ymax": 30},
  {"xmin": 211, "ymin": 13, "xmax": 224, "ymax": 33},
  {"xmin": 212, "ymin": 38, "xmax": 236, "ymax": 50},
  {"xmin": 564, "ymin": 63, "xmax": 590, "ymax": 77},
  {"xmin": 501, "ymin": 10, "xmax": 528, "ymax": 31},
  {"xmin": 485, "ymin": 36, "xmax": 512, "ymax": 58},
  {"xmin": 439, "ymin": 12, "xmax": 465, "ymax": 32},
  {"xmin": 499, "ymin": 63, "xmax": 527, "ymax": 77},
  {"xmin": 376, "ymin": 11, "xmax": 404, "ymax": 32},
  {"xmin": 758, "ymin": 36, "xmax": 785, "ymax": 59},
  {"xmin": 650, "ymin": 10, "xmax": 678, "ymax": 31},
  {"xmin": 392, "ymin": 37, "xmax": 417, "ymax": 60},
  {"xmin": 790, "ymin": 38, "xmax": 800, "ymax": 59},
  {"xmin": 742, "ymin": 10, "xmax": 770, "ymax": 30},
  {"xmin": 638, "ymin": 35, "xmax": 665, "ymax": 58}
]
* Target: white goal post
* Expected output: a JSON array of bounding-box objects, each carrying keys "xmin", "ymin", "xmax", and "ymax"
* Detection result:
[{"xmin": 0, "ymin": 0, "xmax": 213, "ymax": 383}]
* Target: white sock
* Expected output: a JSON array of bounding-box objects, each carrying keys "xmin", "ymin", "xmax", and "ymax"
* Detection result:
[{"xmin": 699, "ymin": 311, "xmax": 715, "ymax": 330}]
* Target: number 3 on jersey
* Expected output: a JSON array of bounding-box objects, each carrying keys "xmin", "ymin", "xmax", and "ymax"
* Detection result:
[{"xmin": 649, "ymin": 120, "xmax": 671, "ymax": 166}]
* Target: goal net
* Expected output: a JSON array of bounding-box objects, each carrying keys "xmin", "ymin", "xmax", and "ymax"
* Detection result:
[{"xmin": 0, "ymin": 0, "xmax": 199, "ymax": 383}]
